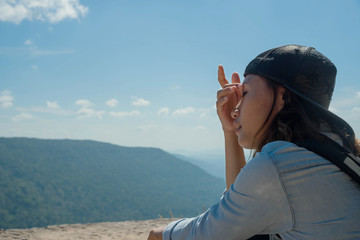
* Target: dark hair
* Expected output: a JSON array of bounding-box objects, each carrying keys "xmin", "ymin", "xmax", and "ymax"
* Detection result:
[{"xmin": 254, "ymin": 79, "xmax": 360, "ymax": 157}]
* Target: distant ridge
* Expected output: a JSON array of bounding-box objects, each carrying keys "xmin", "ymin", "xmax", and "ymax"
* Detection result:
[{"xmin": 0, "ymin": 137, "xmax": 224, "ymax": 229}]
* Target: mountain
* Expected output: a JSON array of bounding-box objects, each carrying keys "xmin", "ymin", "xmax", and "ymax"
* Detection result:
[
  {"xmin": 0, "ymin": 137, "xmax": 225, "ymax": 229},
  {"xmin": 173, "ymin": 153, "xmax": 225, "ymax": 179}
]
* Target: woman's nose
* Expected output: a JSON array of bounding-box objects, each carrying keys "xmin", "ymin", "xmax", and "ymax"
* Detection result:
[{"xmin": 231, "ymin": 108, "xmax": 239, "ymax": 119}]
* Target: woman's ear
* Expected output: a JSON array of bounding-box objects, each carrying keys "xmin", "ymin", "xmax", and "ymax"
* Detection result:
[{"xmin": 275, "ymin": 86, "xmax": 287, "ymax": 112}]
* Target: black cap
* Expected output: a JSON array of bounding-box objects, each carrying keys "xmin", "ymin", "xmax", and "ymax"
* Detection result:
[{"xmin": 244, "ymin": 44, "xmax": 354, "ymax": 139}]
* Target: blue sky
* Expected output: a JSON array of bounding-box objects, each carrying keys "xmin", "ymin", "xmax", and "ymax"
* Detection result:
[{"xmin": 0, "ymin": 0, "xmax": 360, "ymax": 156}]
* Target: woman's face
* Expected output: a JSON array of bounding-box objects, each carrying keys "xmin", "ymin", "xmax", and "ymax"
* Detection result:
[{"xmin": 231, "ymin": 74, "xmax": 284, "ymax": 149}]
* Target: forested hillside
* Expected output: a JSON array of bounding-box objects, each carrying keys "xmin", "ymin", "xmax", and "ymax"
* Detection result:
[{"xmin": 0, "ymin": 137, "xmax": 224, "ymax": 229}]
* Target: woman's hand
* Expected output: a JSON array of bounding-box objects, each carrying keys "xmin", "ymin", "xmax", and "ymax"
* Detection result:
[
  {"xmin": 216, "ymin": 65, "xmax": 243, "ymax": 132},
  {"xmin": 147, "ymin": 226, "xmax": 165, "ymax": 240},
  {"xmin": 217, "ymin": 65, "xmax": 247, "ymax": 189}
]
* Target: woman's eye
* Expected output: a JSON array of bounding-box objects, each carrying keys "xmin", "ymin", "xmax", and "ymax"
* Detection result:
[{"xmin": 242, "ymin": 91, "xmax": 248, "ymax": 96}]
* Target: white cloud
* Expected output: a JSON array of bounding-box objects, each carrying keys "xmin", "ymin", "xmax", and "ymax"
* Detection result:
[
  {"xmin": 170, "ymin": 85, "xmax": 180, "ymax": 91},
  {"xmin": 157, "ymin": 107, "xmax": 169, "ymax": 115},
  {"xmin": 132, "ymin": 97, "xmax": 150, "ymax": 107},
  {"xmin": 75, "ymin": 99, "xmax": 105, "ymax": 119},
  {"xmin": 24, "ymin": 38, "xmax": 73, "ymax": 58},
  {"xmin": 24, "ymin": 39, "xmax": 34, "ymax": 45},
  {"xmin": 0, "ymin": 45, "xmax": 73, "ymax": 57},
  {"xmin": 329, "ymin": 90, "xmax": 360, "ymax": 136},
  {"xmin": 172, "ymin": 107, "xmax": 195, "ymax": 116},
  {"xmin": 0, "ymin": 90, "xmax": 14, "ymax": 109},
  {"xmin": 195, "ymin": 126, "xmax": 207, "ymax": 131},
  {"xmin": 75, "ymin": 99, "xmax": 93, "ymax": 108},
  {"xmin": 12, "ymin": 113, "xmax": 34, "ymax": 122},
  {"xmin": 109, "ymin": 111, "xmax": 140, "ymax": 117},
  {"xmin": 31, "ymin": 65, "xmax": 38, "ymax": 69},
  {"xmin": 137, "ymin": 125, "xmax": 157, "ymax": 131},
  {"xmin": 0, "ymin": 0, "xmax": 88, "ymax": 24},
  {"xmin": 106, "ymin": 98, "xmax": 118, "ymax": 108},
  {"xmin": 76, "ymin": 108, "xmax": 105, "ymax": 119},
  {"xmin": 30, "ymin": 48, "xmax": 73, "ymax": 56},
  {"xmin": 46, "ymin": 100, "xmax": 59, "ymax": 109},
  {"xmin": 16, "ymin": 101, "xmax": 71, "ymax": 116}
]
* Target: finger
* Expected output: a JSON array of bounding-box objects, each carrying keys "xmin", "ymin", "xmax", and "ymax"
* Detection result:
[
  {"xmin": 217, "ymin": 86, "xmax": 235, "ymax": 100},
  {"xmin": 231, "ymin": 72, "xmax": 241, "ymax": 84},
  {"xmin": 216, "ymin": 95, "xmax": 229, "ymax": 111},
  {"xmin": 219, "ymin": 84, "xmax": 243, "ymax": 101},
  {"xmin": 218, "ymin": 65, "xmax": 228, "ymax": 87},
  {"xmin": 223, "ymin": 83, "xmax": 242, "ymax": 90},
  {"xmin": 234, "ymin": 84, "xmax": 244, "ymax": 99}
]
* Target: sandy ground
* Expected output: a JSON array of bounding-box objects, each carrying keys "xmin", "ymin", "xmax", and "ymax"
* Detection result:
[{"xmin": 0, "ymin": 218, "xmax": 178, "ymax": 240}]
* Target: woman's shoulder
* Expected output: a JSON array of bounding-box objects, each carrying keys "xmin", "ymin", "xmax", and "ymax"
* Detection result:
[
  {"xmin": 261, "ymin": 140, "xmax": 300, "ymax": 154},
  {"xmin": 256, "ymin": 140, "xmax": 331, "ymax": 174}
]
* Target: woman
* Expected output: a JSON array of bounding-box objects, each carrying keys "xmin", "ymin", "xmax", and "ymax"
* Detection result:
[{"xmin": 148, "ymin": 45, "xmax": 360, "ymax": 239}]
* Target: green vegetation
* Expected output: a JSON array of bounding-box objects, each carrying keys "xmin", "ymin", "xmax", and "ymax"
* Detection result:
[{"xmin": 0, "ymin": 137, "xmax": 224, "ymax": 229}]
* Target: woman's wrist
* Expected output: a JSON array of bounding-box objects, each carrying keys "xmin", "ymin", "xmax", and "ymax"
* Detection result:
[{"xmin": 223, "ymin": 128, "xmax": 236, "ymax": 136}]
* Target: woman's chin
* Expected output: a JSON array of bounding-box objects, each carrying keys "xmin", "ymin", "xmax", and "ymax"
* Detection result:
[{"xmin": 237, "ymin": 138, "xmax": 251, "ymax": 149}]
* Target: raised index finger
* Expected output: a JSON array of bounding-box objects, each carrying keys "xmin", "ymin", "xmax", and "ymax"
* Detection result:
[{"xmin": 218, "ymin": 65, "xmax": 229, "ymax": 88}]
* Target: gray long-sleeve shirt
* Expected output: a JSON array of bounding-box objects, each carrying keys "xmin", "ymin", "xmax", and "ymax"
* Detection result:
[{"xmin": 163, "ymin": 141, "xmax": 360, "ymax": 240}]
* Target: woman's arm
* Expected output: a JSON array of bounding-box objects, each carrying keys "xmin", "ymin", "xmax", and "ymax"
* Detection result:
[
  {"xmin": 217, "ymin": 65, "xmax": 246, "ymax": 190},
  {"xmin": 224, "ymin": 130, "xmax": 246, "ymax": 190},
  {"xmin": 147, "ymin": 66, "xmax": 246, "ymax": 239},
  {"xmin": 162, "ymin": 149, "xmax": 293, "ymax": 240}
]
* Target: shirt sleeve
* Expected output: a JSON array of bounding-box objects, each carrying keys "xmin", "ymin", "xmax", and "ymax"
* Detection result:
[{"xmin": 162, "ymin": 150, "xmax": 293, "ymax": 240}]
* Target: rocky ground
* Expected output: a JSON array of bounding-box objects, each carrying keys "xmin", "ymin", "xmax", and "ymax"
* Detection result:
[{"xmin": 0, "ymin": 218, "xmax": 177, "ymax": 240}]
